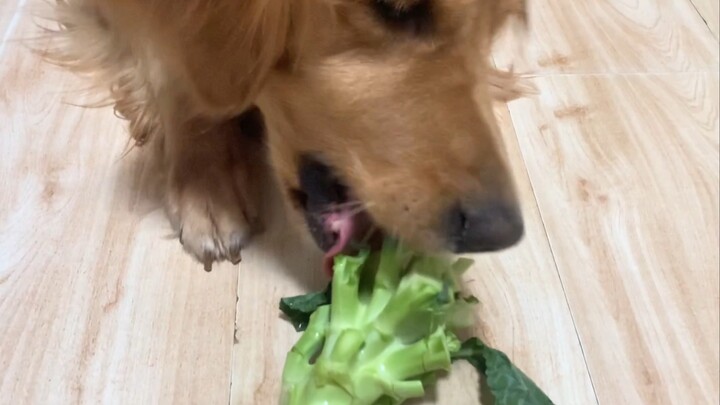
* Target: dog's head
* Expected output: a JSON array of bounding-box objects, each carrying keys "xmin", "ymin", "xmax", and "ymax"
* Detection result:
[{"xmin": 241, "ymin": 0, "xmax": 527, "ymax": 267}]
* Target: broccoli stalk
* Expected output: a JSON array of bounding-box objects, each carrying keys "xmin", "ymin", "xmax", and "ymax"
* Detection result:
[{"xmin": 279, "ymin": 239, "xmax": 555, "ymax": 405}]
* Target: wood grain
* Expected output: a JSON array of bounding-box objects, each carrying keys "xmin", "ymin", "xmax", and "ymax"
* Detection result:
[
  {"xmin": 508, "ymin": 73, "xmax": 719, "ymax": 404},
  {"xmin": 691, "ymin": 0, "xmax": 720, "ymax": 39},
  {"xmin": 0, "ymin": 17, "xmax": 238, "ymax": 405},
  {"xmin": 493, "ymin": 0, "xmax": 719, "ymax": 74}
]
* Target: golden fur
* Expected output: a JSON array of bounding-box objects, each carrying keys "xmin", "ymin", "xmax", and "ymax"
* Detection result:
[{"xmin": 44, "ymin": 0, "xmax": 531, "ymax": 267}]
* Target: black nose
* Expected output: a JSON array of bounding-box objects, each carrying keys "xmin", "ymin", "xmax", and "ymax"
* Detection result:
[{"xmin": 447, "ymin": 201, "xmax": 524, "ymax": 253}]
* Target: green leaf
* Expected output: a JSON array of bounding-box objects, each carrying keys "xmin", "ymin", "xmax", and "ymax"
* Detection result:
[
  {"xmin": 462, "ymin": 295, "xmax": 479, "ymax": 304},
  {"xmin": 451, "ymin": 338, "xmax": 555, "ymax": 405},
  {"xmin": 436, "ymin": 282, "xmax": 452, "ymax": 305},
  {"xmin": 451, "ymin": 258, "xmax": 475, "ymax": 275},
  {"xmin": 279, "ymin": 283, "xmax": 332, "ymax": 332}
]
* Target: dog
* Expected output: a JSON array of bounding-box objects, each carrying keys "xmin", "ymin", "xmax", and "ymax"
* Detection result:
[{"xmin": 45, "ymin": 0, "xmax": 530, "ymax": 272}]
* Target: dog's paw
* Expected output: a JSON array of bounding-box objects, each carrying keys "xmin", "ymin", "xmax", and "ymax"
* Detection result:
[{"xmin": 165, "ymin": 166, "xmax": 259, "ymax": 271}]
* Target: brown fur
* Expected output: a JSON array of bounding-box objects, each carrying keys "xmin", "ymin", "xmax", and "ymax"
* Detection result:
[{"xmin": 43, "ymin": 0, "xmax": 531, "ymax": 267}]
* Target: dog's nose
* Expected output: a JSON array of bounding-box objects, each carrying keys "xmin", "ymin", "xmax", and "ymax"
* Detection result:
[{"xmin": 447, "ymin": 201, "xmax": 524, "ymax": 253}]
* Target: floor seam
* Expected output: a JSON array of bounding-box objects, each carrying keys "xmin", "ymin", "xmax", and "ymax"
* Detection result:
[
  {"xmin": 503, "ymin": 101, "xmax": 602, "ymax": 405},
  {"xmin": 687, "ymin": 0, "xmax": 719, "ymax": 40},
  {"xmin": 227, "ymin": 271, "xmax": 241, "ymax": 405},
  {"xmin": 514, "ymin": 70, "xmax": 718, "ymax": 78}
]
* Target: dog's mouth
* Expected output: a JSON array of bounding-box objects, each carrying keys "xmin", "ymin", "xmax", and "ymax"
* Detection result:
[
  {"xmin": 295, "ymin": 156, "xmax": 379, "ymax": 275},
  {"xmin": 316, "ymin": 202, "xmax": 377, "ymax": 276}
]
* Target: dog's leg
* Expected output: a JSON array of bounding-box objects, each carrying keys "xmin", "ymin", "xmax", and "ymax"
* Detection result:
[
  {"xmin": 118, "ymin": 87, "xmax": 266, "ymax": 270},
  {"xmin": 46, "ymin": 0, "xmax": 270, "ymax": 268},
  {"xmin": 158, "ymin": 103, "xmax": 266, "ymax": 270}
]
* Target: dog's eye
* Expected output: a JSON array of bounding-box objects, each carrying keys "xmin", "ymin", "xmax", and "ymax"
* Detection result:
[{"xmin": 371, "ymin": 0, "xmax": 433, "ymax": 35}]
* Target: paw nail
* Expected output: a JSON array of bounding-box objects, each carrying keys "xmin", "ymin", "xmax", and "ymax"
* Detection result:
[
  {"xmin": 203, "ymin": 251, "xmax": 213, "ymax": 272},
  {"xmin": 230, "ymin": 249, "xmax": 242, "ymax": 265},
  {"xmin": 228, "ymin": 233, "xmax": 245, "ymax": 265}
]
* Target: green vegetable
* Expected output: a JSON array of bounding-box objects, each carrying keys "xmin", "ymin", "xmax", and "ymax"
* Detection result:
[
  {"xmin": 280, "ymin": 284, "xmax": 331, "ymax": 331},
  {"xmin": 452, "ymin": 338, "xmax": 554, "ymax": 405},
  {"xmin": 279, "ymin": 239, "xmax": 554, "ymax": 405}
]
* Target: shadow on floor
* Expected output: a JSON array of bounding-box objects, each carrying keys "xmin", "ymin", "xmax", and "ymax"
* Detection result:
[{"xmin": 114, "ymin": 141, "xmax": 325, "ymax": 292}]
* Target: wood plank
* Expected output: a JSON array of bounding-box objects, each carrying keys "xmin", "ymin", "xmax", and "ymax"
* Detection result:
[
  {"xmin": 690, "ymin": 0, "xmax": 720, "ymax": 39},
  {"xmin": 508, "ymin": 73, "xmax": 719, "ymax": 404},
  {"xmin": 229, "ymin": 104, "xmax": 598, "ymax": 404},
  {"xmin": 0, "ymin": 17, "xmax": 237, "ymax": 404},
  {"xmin": 493, "ymin": 0, "xmax": 719, "ymax": 74}
]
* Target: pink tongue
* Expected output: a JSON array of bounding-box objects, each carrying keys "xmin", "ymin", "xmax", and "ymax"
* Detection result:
[{"xmin": 322, "ymin": 211, "xmax": 358, "ymax": 276}]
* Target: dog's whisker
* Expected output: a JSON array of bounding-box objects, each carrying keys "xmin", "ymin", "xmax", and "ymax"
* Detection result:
[
  {"xmin": 310, "ymin": 200, "xmax": 374, "ymax": 218},
  {"xmin": 360, "ymin": 224, "xmax": 379, "ymax": 245},
  {"xmin": 332, "ymin": 201, "xmax": 366, "ymax": 210}
]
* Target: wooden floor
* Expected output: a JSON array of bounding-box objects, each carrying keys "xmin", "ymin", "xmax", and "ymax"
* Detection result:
[{"xmin": 1, "ymin": 1, "xmax": 718, "ymax": 404}]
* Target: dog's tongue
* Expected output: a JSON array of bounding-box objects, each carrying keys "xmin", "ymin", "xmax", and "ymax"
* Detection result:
[
  {"xmin": 322, "ymin": 209, "xmax": 372, "ymax": 276},
  {"xmin": 322, "ymin": 210, "xmax": 356, "ymax": 276}
]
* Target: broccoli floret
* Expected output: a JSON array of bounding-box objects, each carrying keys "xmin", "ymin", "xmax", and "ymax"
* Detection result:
[{"xmin": 279, "ymin": 239, "xmax": 554, "ymax": 405}]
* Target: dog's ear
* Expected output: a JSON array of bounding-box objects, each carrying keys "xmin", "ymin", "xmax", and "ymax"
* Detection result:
[
  {"xmin": 169, "ymin": 1, "xmax": 297, "ymax": 114},
  {"xmin": 41, "ymin": 0, "xmax": 305, "ymax": 115}
]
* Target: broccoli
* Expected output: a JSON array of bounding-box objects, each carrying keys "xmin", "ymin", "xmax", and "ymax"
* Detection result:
[{"xmin": 279, "ymin": 239, "xmax": 554, "ymax": 405}]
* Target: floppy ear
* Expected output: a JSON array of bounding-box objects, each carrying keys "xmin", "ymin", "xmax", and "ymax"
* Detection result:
[
  {"xmin": 42, "ymin": 0, "xmax": 298, "ymax": 113},
  {"xmin": 485, "ymin": 0, "xmax": 528, "ymax": 40},
  {"xmin": 158, "ymin": 0, "xmax": 296, "ymax": 114}
]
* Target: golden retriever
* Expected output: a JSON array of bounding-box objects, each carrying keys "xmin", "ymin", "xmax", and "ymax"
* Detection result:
[{"xmin": 45, "ymin": 0, "xmax": 530, "ymax": 272}]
